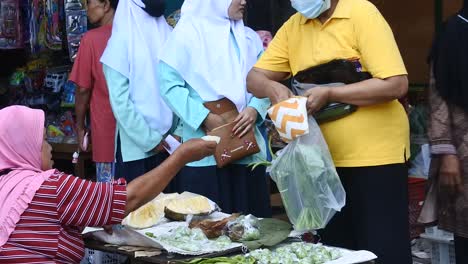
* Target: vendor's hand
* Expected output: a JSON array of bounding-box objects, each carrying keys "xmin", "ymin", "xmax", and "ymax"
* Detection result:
[
  {"xmin": 269, "ymin": 81, "xmax": 293, "ymax": 105},
  {"xmin": 303, "ymin": 86, "xmax": 331, "ymax": 115},
  {"xmin": 175, "ymin": 138, "xmax": 217, "ymax": 163},
  {"xmin": 233, "ymin": 107, "xmax": 257, "ymax": 138},
  {"xmin": 77, "ymin": 128, "xmax": 88, "ymax": 152},
  {"xmin": 202, "ymin": 113, "xmax": 225, "ymax": 132},
  {"xmin": 439, "ymin": 154, "xmax": 463, "ymax": 195}
]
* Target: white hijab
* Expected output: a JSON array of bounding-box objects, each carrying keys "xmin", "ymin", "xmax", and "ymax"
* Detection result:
[
  {"xmin": 101, "ymin": 0, "xmax": 173, "ymax": 135},
  {"xmin": 159, "ymin": 0, "xmax": 251, "ymax": 112},
  {"xmin": 244, "ymin": 26, "xmax": 264, "ymax": 72}
]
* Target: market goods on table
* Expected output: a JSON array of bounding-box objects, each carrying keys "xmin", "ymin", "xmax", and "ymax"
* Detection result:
[
  {"xmin": 246, "ymin": 242, "xmax": 342, "ymax": 264},
  {"xmin": 235, "ymin": 218, "xmax": 292, "ymax": 250},
  {"xmin": 181, "ymin": 241, "xmax": 377, "ymax": 264},
  {"xmin": 142, "ymin": 224, "xmax": 242, "ymax": 255},
  {"xmin": 165, "ymin": 192, "xmax": 218, "ymax": 221},
  {"xmin": 123, "ymin": 193, "xmax": 179, "ymax": 229},
  {"xmin": 122, "ymin": 192, "xmax": 218, "ymax": 228},
  {"xmin": 226, "ymin": 215, "xmax": 260, "ymax": 241},
  {"xmin": 189, "ymin": 214, "xmax": 240, "ymax": 239}
]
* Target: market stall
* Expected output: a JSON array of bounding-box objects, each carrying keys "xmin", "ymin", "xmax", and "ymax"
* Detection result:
[
  {"xmin": 82, "ymin": 192, "xmax": 377, "ymax": 264},
  {"xmin": 82, "ymin": 239, "xmax": 377, "ymax": 264}
]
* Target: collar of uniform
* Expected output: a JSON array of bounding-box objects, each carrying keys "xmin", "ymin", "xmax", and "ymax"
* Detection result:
[{"xmin": 299, "ymin": 0, "xmax": 352, "ymax": 25}]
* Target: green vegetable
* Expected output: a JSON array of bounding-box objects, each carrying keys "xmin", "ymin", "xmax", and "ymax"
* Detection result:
[
  {"xmin": 248, "ymin": 135, "xmax": 275, "ymax": 169},
  {"xmin": 179, "ymin": 255, "xmax": 256, "ymax": 264},
  {"xmin": 145, "ymin": 232, "xmax": 155, "ymax": 238},
  {"xmin": 270, "ymin": 139, "xmax": 344, "ymax": 231}
]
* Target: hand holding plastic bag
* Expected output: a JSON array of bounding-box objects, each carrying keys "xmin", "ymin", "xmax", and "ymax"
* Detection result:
[{"xmin": 269, "ymin": 117, "xmax": 346, "ymax": 231}]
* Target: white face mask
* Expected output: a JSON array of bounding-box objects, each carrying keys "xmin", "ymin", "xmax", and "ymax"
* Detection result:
[{"xmin": 291, "ymin": 0, "xmax": 331, "ymax": 19}]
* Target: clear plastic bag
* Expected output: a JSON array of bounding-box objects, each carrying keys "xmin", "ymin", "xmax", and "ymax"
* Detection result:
[
  {"xmin": 226, "ymin": 214, "xmax": 260, "ymax": 241},
  {"xmin": 270, "ymin": 117, "xmax": 346, "ymax": 231}
]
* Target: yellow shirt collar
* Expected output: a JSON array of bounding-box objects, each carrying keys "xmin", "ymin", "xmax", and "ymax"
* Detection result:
[{"xmin": 299, "ymin": 0, "xmax": 352, "ymax": 25}]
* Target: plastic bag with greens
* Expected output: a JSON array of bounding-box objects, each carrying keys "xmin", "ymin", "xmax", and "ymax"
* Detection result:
[{"xmin": 270, "ymin": 117, "xmax": 346, "ymax": 231}]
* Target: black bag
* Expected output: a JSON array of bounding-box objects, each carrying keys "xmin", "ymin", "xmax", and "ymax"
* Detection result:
[{"xmin": 292, "ymin": 59, "xmax": 372, "ymax": 123}]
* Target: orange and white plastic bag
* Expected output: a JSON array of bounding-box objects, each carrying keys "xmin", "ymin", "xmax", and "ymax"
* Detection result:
[{"xmin": 267, "ymin": 97, "xmax": 309, "ymax": 142}]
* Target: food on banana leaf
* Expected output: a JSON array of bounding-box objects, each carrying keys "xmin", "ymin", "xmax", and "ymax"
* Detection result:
[
  {"xmin": 123, "ymin": 193, "xmax": 179, "ymax": 229},
  {"xmin": 165, "ymin": 192, "xmax": 215, "ymax": 221},
  {"xmin": 246, "ymin": 242, "xmax": 342, "ymax": 264},
  {"xmin": 146, "ymin": 226, "xmax": 236, "ymax": 253},
  {"xmin": 226, "ymin": 215, "xmax": 261, "ymax": 241},
  {"xmin": 189, "ymin": 214, "xmax": 240, "ymax": 238},
  {"xmin": 239, "ymin": 218, "xmax": 292, "ymax": 250}
]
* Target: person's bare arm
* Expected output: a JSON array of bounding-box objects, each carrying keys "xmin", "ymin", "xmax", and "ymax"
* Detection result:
[
  {"xmin": 329, "ymin": 75, "xmax": 408, "ymax": 106},
  {"xmin": 124, "ymin": 139, "xmax": 216, "ymax": 216},
  {"xmin": 75, "ymin": 87, "xmax": 91, "ymax": 150},
  {"xmin": 304, "ymin": 75, "xmax": 408, "ymax": 114},
  {"xmin": 247, "ymin": 67, "xmax": 292, "ymax": 105}
]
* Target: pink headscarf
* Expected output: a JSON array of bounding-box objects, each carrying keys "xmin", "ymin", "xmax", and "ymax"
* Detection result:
[{"xmin": 0, "ymin": 106, "xmax": 55, "ymax": 247}]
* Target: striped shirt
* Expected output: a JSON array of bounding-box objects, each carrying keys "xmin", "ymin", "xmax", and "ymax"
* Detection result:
[{"xmin": 0, "ymin": 170, "xmax": 127, "ymax": 263}]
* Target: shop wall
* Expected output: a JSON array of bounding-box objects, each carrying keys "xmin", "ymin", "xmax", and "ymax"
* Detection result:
[{"xmin": 370, "ymin": 0, "xmax": 463, "ymax": 84}]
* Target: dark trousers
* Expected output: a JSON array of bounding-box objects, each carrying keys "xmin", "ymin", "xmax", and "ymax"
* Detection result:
[
  {"xmin": 455, "ymin": 235, "xmax": 468, "ymax": 264},
  {"xmin": 114, "ymin": 136, "xmax": 169, "ymax": 183},
  {"xmin": 319, "ymin": 164, "xmax": 412, "ymax": 264}
]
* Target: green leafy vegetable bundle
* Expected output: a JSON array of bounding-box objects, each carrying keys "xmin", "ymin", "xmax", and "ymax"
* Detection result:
[{"xmin": 269, "ymin": 118, "xmax": 346, "ymax": 231}]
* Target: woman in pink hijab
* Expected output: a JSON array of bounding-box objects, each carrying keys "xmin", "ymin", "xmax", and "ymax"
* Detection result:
[{"xmin": 0, "ymin": 105, "xmax": 215, "ymax": 263}]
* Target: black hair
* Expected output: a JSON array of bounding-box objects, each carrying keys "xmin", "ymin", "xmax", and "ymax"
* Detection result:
[
  {"xmin": 430, "ymin": 8, "xmax": 468, "ymax": 112},
  {"xmin": 140, "ymin": 0, "xmax": 166, "ymax": 18},
  {"xmin": 109, "ymin": 0, "xmax": 119, "ymax": 10},
  {"xmin": 97, "ymin": 0, "xmax": 119, "ymax": 11}
]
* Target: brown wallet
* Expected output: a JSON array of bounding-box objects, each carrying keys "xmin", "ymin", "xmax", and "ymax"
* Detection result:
[{"xmin": 204, "ymin": 98, "xmax": 260, "ymax": 168}]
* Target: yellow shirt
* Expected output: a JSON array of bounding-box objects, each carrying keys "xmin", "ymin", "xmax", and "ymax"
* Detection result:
[{"xmin": 256, "ymin": 0, "xmax": 410, "ymax": 167}]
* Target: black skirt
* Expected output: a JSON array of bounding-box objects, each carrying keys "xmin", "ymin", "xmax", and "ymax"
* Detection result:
[
  {"xmin": 318, "ymin": 163, "xmax": 412, "ymax": 264},
  {"xmin": 170, "ymin": 164, "xmax": 272, "ymax": 218},
  {"xmin": 114, "ymin": 136, "xmax": 170, "ymax": 184}
]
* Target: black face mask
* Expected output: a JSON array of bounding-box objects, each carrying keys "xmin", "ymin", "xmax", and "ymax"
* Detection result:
[{"xmin": 139, "ymin": 0, "xmax": 166, "ymax": 17}]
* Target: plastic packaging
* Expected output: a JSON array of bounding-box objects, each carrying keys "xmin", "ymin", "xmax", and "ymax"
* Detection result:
[
  {"xmin": 64, "ymin": 0, "xmax": 83, "ymax": 11},
  {"xmin": 226, "ymin": 215, "xmax": 260, "ymax": 241},
  {"xmin": 65, "ymin": 0, "xmax": 86, "ymax": 61},
  {"xmin": 45, "ymin": 0, "xmax": 64, "ymax": 50},
  {"xmin": 269, "ymin": 117, "xmax": 346, "ymax": 231},
  {"xmin": 66, "ymin": 9, "xmax": 86, "ymax": 34}
]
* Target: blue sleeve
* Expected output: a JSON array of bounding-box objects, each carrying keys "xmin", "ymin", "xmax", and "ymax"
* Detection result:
[
  {"xmin": 248, "ymin": 96, "xmax": 271, "ymax": 124},
  {"xmin": 158, "ymin": 61, "xmax": 210, "ymax": 131},
  {"xmin": 103, "ymin": 64, "xmax": 162, "ymax": 152},
  {"xmin": 247, "ymin": 50, "xmax": 270, "ymax": 124}
]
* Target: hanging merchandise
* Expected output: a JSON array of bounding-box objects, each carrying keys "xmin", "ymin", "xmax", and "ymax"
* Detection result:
[
  {"xmin": 28, "ymin": 0, "xmax": 66, "ymax": 54},
  {"xmin": 61, "ymin": 80, "xmax": 76, "ymax": 107},
  {"xmin": 64, "ymin": 0, "xmax": 83, "ymax": 10},
  {"xmin": 29, "ymin": 0, "xmax": 46, "ymax": 54},
  {"xmin": 45, "ymin": 0, "xmax": 65, "ymax": 50},
  {"xmin": 0, "ymin": 0, "xmax": 24, "ymax": 49},
  {"xmin": 64, "ymin": 0, "xmax": 86, "ymax": 61},
  {"xmin": 65, "ymin": 9, "xmax": 86, "ymax": 34}
]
